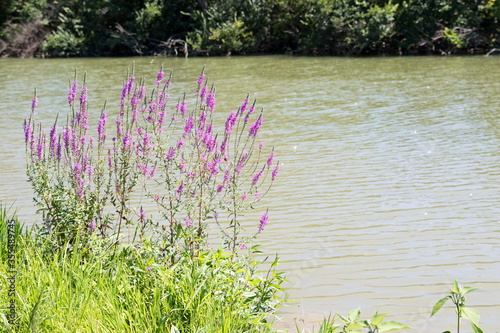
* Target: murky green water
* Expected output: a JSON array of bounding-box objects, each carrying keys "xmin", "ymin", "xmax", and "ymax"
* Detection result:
[{"xmin": 1, "ymin": 55, "xmax": 500, "ymax": 332}]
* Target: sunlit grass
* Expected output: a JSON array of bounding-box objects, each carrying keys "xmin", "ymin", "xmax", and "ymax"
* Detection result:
[{"xmin": 0, "ymin": 206, "xmax": 283, "ymax": 332}]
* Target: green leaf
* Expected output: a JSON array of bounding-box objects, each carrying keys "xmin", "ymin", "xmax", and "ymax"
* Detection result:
[
  {"xmin": 471, "ymin": 322, "xmax": 484, "ymax": 333},
  {"xmin": 378, "ymin": 321, "xmax": 411, "ymax": 332},
  {"xmin": 371, "ymin": 312, "xmax": 388, "ymax": 326},
  {"xmin": 348, "ymin": 308, "xmax": 361, "ymax": 322},
  {"xmin": 452, "ymin": 279, "xmax": 460, "ymax": 294},
  {"xmin": 462, "ymin": 287, "xmax": 479, "ymax": 295},
  {"xmin": 431, "ymin": 296, "xmax": 451, "ymax": 317},
  {"xmin": 462, "ymin": 307, "xmax": 480, "ymax": 325},
  {"xmin": 336, "ymin": 313, "xmax": 349, "ymax": 324},
  {"xmin": 346, "ymin": 321, "xmax": 367, "ymax": 330}
]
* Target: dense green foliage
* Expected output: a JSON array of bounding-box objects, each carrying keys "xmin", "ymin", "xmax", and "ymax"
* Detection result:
[{"xmin": 1, "ymin": 0, "xmax": 499, "ymax": 57}]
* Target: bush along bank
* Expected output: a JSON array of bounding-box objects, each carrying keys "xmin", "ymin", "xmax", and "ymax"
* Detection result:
[{"xmin": 1, "ymin": 0, "xmax": 499, "ymax": 57}]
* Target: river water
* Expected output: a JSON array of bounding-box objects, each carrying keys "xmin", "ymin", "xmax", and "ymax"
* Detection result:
[{"xmin": 1, "ymin": 55, "xmax": 499, "ymax": 332}]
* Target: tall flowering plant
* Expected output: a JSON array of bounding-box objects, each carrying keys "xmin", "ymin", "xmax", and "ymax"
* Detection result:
[{"xmin": 23, "ymin": 65, "xmax": 279, "ymax": 259}]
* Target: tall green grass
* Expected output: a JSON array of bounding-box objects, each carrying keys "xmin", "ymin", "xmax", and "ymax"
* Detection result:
[{"xmin": 0, "ymin": 207, "xmax": 283, "ymax": 332}]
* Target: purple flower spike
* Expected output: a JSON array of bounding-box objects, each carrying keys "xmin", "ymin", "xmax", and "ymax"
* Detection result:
[
  {"xmin": 185, "ymin": 217, "xmax": 193, "ymax": 227},
  {"xmin": 267, "ymin": 151, "xmax": 274, "ymax": 167},
  {"xmin": 56, "ymin": 140, "xmax": 62, "ymax": 161},
  {"xmin": 68, "ymin": 81, "xmax": 78, "ymax": 107},
  {"xmin": 257, "ymin": 212, "xmax": 269, "ymax": 233},
  {"xmin": 272, "ymin": 164, "xmax": 279, "ymax": 181},
  {"xmin": 98, "ymin": 110, "xmax": 107, "ymax": 143},
  {"xmin": 166, "ymin": 147, "xmax": 175, "ymax": 161},
  {"xmin": 122, "ymin": 131, "xmax": 132, "ymax": 151},
  {"xmin": 206, "ymin": 91, "xmax": 216, "ymax": 112},
  {"xmin": 244, "ymin": 106, "xmax": 255, "ymax": 123},
  {"xmin": 139, "ymin": 86, "xmax": 146, "ymax": 100},
  {"xmin": 62, "ymin": 128, "xmax": 70, "ymax": 151},
  {"xmin": 180, "ymin": 100, "xmax": 187, "ymax": 117},
  {"xmin": 140, "ymin": 208, "xmax": 146, "ymax": 223},
  {"xmin": 89, "ymin": 220, "xmax": 96, "ymax": 233},
  {"xmin": 127, "ymin": 75, "xmax": 135, "ymax": 94},
  {"xmin": 198, "ymin": 72, "xmax": 205, "ymax": 86},
  {"xmin": 74, "ymin": 162, "xmax": 82, "ymax": 178},
  {"xmin": 200, "ymin": 85, "xmax": 207, "ymax": 103},
  {"xmin": 158, "ymin": 111, "xmax": 166, "ymax": 125},
  {"xmin": 143, "ymin": 133, "xmax": 151, "ymax": 149},
  {"xmin": 225, "ymin": 110, "xmax": 238, "ymax": 135},
  {"xmin": 184, "ymin": 118, "xmax": 194, "ymax": 137},
  {"xmin": 116, "ymin": 117, "xmax": 123, "ymax": 136},
  {"xmin": 240, "ymin": 98, "xmax": 249, "ymax": 114},
  {"xmin": 236, "ymin": 153, "xmax": 247, "ymax": 175},
  {"xmin": 49, "ymin": 125, "xmax": 58, "ymax": 157},
  {"xmin": 31, "ymin": 96, "xmax": 38, "ymax": 115},
  {"xmin": 249, "ymin": 115, "xmax": 263, "ymax": 137},
  {"xmin": 23, "ymin": 118, "xmax": 32, "ymax": 145},
  {"xmin": 177, "ymin": 184, "xmax": 184, "ymax": 196},
  {"xmin": 79, "ymin": 86, "xmax": 88, "ymax": 115},
  {"xmin": 108, "ymin": 149, "xmax": 113, "ymax": 168},
  {"xmin": 36, "ymin": 129, "xmax": 46, "ymax": 160},
  {"xmin": 252, "ymin": 169, "xmax": 263, "ymax": 186},
  {"xmin": 156, "ymin": 69, "xmax": 164, "ymax": 87}
]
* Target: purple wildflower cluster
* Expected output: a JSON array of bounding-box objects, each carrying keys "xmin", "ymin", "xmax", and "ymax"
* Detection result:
[
  {"xmin": 24, "ymin": 65, "xmax": 280, "ymax": 255},
  {"xmin": 257, "ymin": 212, "xmax": 269, "ymax": 233}
]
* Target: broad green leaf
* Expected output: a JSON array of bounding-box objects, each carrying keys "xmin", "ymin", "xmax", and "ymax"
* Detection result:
[
  {"xmin": 462, "ymin": 287, "xmax": 479, "ymax": 295},
  {"xmin": 431, "ymin": 296, "xmax": 451, "ymax": 317},
  {"xmin": 336, "ymin": 313, "xmax": 349, "ymax": 324},
  {"xmin": 371, "ymin": 312, "xmax": 388, "ymax": 326},
  {"xmin": 462, "ymin": 307, "xmax": 480, "ymax": 325},
  {"xmin": 348, "ymin": 308, "xmax": 361, "ymax": 321},
  {"xmin": 471, "ymin": 322, "xmax": 484, "ymax": 333},
  {"xmin": 452, "ymin": 279, "xmax": 460, "ymax": 294},
  {"xmin": 346, "ymin": 321, "xmax": 367, "ymax": 330},
  {"xmin": 378, "ymin": 321, "xmax": 411, "ymax": 332}
]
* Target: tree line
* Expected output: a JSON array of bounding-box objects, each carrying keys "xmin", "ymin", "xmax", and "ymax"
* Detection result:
[{"xmin": 1, "ymin": 0, "xmax": 499, "ymax": 57}]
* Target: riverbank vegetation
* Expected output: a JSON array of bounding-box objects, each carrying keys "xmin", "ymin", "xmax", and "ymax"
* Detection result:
[
  {"xmin": 0, "ymin": 64, "xmax": 488, "ymax": 332},
  {"xmin": 1, "ymin": 0, "xmax": 499, "ymax": 57},
  {"xmin": 0, "ymin": 206, "xmax": 285, "ymax": 332},
  {"xmin": 2, "ymin": 64, "xmax": 287, "ymax": 331}
]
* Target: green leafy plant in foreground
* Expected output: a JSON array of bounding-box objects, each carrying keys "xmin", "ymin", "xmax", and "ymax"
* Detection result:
[
  {"xmin": 0, "ymin": 207, "xmax": 286, "ymax": 332},
  {"xmin": 430, "ymin": 279, "xmax": 483, "ymax": 333},
  {"xmin": 302, "ymin": 308, "xmax": 410, "ymax": 333}
]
